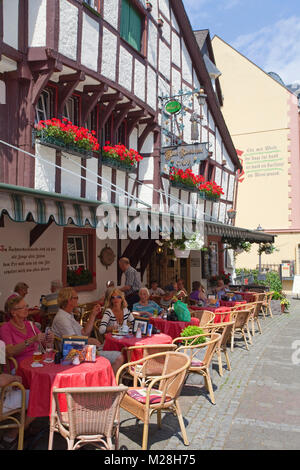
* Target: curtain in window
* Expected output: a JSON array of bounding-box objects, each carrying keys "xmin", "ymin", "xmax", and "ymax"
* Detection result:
[{"xmin": 121, "ymin": 0, "xmax": 142, "ymax": 52}]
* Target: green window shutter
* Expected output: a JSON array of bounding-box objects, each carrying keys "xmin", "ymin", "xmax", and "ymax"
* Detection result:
[{"xmin": 121, "ymin": 0, "xmax": 142, "ymax": 52}]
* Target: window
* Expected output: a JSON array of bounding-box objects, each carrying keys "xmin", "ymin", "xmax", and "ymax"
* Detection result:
[
  {"xmin": 35, "ymin": 89, "xmax": 52, "ymax": 124},
  {"xmin": 116, "ymin": 121, "xmax": 127, "ymax": 145},
  {"xmin": 67, "ymin": 236, "xmax": 88, "ymax": 272},
  {"xmin": 63, "ymin": 96, "xmax": 80, "ymax": 125},
  {"xmin": 120, "ymin": 0, "xmax": 143, "ymax": 52},
  {"xmin": 62, "ymin": 228, "xmax": 96, "ymax": 291},
  {"xmin": 83, "ymin": 0, "xmax": 101, "ymax": 13}
]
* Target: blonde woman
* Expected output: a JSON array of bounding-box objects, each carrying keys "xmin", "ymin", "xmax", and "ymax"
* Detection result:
[{"xmin": 99, "ymin": 289, "xmax": 135, "ymax": 335}]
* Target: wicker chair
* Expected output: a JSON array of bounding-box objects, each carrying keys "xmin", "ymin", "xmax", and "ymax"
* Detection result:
[
  {"xmin": 0, "ymin": 357, "xmax": 26, "ymax": 450},
  {"xmin": 123, "ymin": 344, "xmax": 178, "ymax": 386},
  {"xmin": 116, "ymin": 351, "xmax": 191, "ymax": 450},
  {"xmin": 48, "ymin": 385, "xmax": 128, "ymax": 450},
  {"xmin": 188, "ymin": 310, "xmax": 215, "ymax": 326},
  {"xmin": 174, "ymin": 332, "xmax": 221, "ymax": 404},
  {"xmin": 230, "ymin": 308, "xmax": 253, "ymax": 351},
  {"xmin": 261, "ymin": 291, "xmax": 274, "ymax": 319},
  {"xmin": 202, "ymin": 321, "xmax": 235, "ymax": 376},
  {"xmin": 248, "ymin": 299, "xmax": 263, "ymax": 336}
]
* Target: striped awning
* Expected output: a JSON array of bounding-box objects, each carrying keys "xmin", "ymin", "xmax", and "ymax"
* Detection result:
[{"xmin": 0, "ymin": 187, "xmax": 98, "ymax": 228}]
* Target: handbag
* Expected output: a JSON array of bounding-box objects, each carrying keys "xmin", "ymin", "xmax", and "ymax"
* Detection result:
[{"xmin": 173, "ymin": 301, "xmax": 191, "ymax": 322}]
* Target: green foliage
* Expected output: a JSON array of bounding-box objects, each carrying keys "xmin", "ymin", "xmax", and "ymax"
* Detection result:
[
  {"xmin": 67, "ymin": 268, "xmax": 93, "ymax": 287},
  {"xmin": 263, "ymin": 271, "xmax": 282, "ymax": 293},
  {"xmin": 180, "ymin": 326, "xmax": 206, "ymax": 344}
]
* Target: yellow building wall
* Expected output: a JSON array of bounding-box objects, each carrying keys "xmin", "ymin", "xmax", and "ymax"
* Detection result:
[{"xmin": 212, "ymin": 36, "xmax": 298, "ymax": 282}]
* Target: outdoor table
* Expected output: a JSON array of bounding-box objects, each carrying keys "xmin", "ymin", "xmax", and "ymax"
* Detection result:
[
  {"xmin": 235, "ymin": 292, "xmax": 257, "ymax": 303},
  {"xmin": 103, "ymin": 332, "xmax": 172, "ymax": 362},
  {"xmin": 18, "ymin": 355, "xmax": 116, "ymax": 418},
  {"xmin": 149, "ymin": 317, "xmax": 200, "ymax": 339},
  {"xmin": 219, "ymin": 300, "xmax": 247, "ymax": 307},
  {"xmin": 189, "ymin": 305, "xmax": 231, "ymax": 323}
]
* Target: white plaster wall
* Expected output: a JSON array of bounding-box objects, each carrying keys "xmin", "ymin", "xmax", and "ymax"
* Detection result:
[
  {"xmin": 119, "ymin": 46, "xmax": 133, "ymax": 92},
  {"xmin": 219, "ymin": 202, "xmax": 226, "ymax": 223},
  {"xmin": 115, "ymin": 171, "xmax": 126, "ymax": 206},
  {"xmin": 28, "ymin": 0, "xmax": 47, "ymax": 48},
  {"xmin": 81, "ymin": 13, "xmax": 99, "ymax": 72},
  {"xmin": 228, "ymin": 175, "xmax": 235, "ymax": 202},
  {"xmin": 158, "ymin": 75, "xmax": 170, "ymax": 99},
  {"xmin": 161, "ymin": 17, "xmax": 171, "ymax": 45},
  {"xmin": 138, "ymin": 184, "xmax": 153, "ymax": 207},
  {"xmin": 139, "ymin": 128, "xmax": 154, "ymax": 154},
  {"xmin": 101, "ymin": 166, "xmax": 112, "ymax": 203},
  {"xmin": 0, "ymin": 217, "xmax": 63, "ymax": 310},
  {"xmin": 0, "ymin": 56, "xmax": 17, "ymax": 73},
  {"xmin": 171, "ymin": 67, "xmax": 181, "ymax": 95},
  {"xmin": 59, "ymin": 0, "xmax": 78, "ymax": 61},
  {"xmin": 215, "ymin": 128, "xmax": 222, "ymax": 164},
  {"xmin": 212, "ymin": 201, "xmax": 219, "ymax": 221},
  {"xmin": 139, "ymin": 156, "xmax": 154, "ymax": 180},
  {"xmin": 85, "ymin": 158, "xmax": 99, "ymax": 201},
  {"xmin": 101, "ymin": 28, "xmax": 117, "ymax": 81},
  {"xmin": 147, "ymin": 66, "xmax": 157, "ymax": 110},
  {"xmin": 148, "ymin": 20, "xmax": 158, "ymax": 69},
  {"xmin": 208, "ymin": 111, "xmax": 215, "ymax": 133},
  {"xmin": 3, "ymin": 0, "xmax": 19, "ymax": 49},
  {"xmin": 134, "ymin": 60, "xmax": 146, "ymax": 102},
  {"xmin": 159, "ymin": 0, "xmax": 170, "ymax": 20},
  {"xmin": 171, "ymin": 9, "xmax": 180, "ymax": 33},
  {"xmin": 129, "ymin": 128, "xmax": 138, "ymax": 150},
  {"xmin": 0, "ymin": 81, "xmax": 6, "ymax": 104},
  {"xmin": 171, "ymin": 32, "xmax": 181, "ymax": 68},
  {"xmin": 159, "ymin": 40, "xmax": 171, "ymax": 81},
  {"xmin": 182, "ymin": 40, "xmax": 193, "ymax": 85},
  {"xmin": 215, "ymin": 167, "xmax": 222, "ymax": 186},
  {"xmin": 34, "ymin": 144, "xmax": 56, "ymax": 193},
  {"xmin": 222, "ymin": 171, "xmax": 229, "ymax": 198},
  {"xmin": 103, "ymin": 0, "xmax": 119, "ymax": 30},
  {"xmin": 60, "ymin": 154, "xmax": 82, "ymax": 199}
]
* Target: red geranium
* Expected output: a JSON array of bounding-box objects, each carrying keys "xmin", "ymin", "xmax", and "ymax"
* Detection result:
[{"xmin": 102, "ymin": 142, "xmax": 143, "ymax": 167}]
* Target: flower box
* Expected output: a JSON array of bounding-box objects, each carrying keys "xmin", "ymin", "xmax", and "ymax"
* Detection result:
[
  {"xmin": 34, "ymin": 131, "xmax": 94, "ymax": 159},
  {"xmin": 34, "ymin": 118, "xmax": 100, "ymax": 160},
  {"xmin": 101, "ymin": 143, "xmax": 142, "ymax": 173},
  {"xmin": 170, "ymin": 180, "xmax": 199, "ymax": 193},
  {"xmin": 174, "ymin": 248, "xmax": 190, "ymax": 258},
  {"xmin": 101, "ymin": 154, "xmax": 137, "ymax": 172}
]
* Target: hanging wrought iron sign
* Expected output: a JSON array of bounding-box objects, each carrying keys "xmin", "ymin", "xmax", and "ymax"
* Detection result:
[
  {"xmin": 161, "ymin": 142, "xmax": 209, "ymax": 175},
  {"xmin": 165, "ymin": 100, "xmax": 182, "ymax": 115}
]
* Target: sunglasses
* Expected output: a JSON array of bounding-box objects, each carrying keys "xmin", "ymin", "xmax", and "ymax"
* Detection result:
[{"xmin": 111, "ymin": 295, "xmax": 122, "ymax": 299}]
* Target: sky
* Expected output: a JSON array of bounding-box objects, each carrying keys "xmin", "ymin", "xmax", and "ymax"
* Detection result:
[{"xmin": 182, "ymin": 0, "xmax": 300, "ymax": 85}]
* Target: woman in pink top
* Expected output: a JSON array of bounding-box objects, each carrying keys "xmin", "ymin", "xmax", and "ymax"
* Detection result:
[{"xmin": 0, "ymin": 296, "xmax": 53, "ymax": 366}]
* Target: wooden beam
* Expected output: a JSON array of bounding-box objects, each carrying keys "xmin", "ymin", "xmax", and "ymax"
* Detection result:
[
  {"xmin": 101, "ymin": 92, "xmax": 123, "ymax": 102},
  {"xmin": 81, "ymin": 83, "xmax": 108, "ymax": 125},
  {"xmin": 138, "ymin": 122, "xmax": 158, "ymax": 152},
  {"xmin": 58, "ymin": 71, "xmax": 86, "ymax": 116},
  {"xmin": 99, "ymin": 98, "xmax": 119, "ymax": 130},
  {"xmin": 30, "ymin": 220, "xmax": 53, "ymax": 247},
  {"xmin": 58, "ymin": 71, "xmax": 85, "ymax": 83},
  {"xmin": 114, "ymin": 101, "xmax": 136, "ymax": 133}
]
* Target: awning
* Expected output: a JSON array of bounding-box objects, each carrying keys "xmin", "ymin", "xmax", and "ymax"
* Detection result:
[
  {"xmin": 205, "ymin": 220, "xmax": 275, "ymax": 244},
  {"xmin": 0, "ymin": 185, "xmax": 98, "ymax": 228}
]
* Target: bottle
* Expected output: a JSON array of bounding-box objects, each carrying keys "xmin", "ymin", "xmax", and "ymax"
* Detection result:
[
  {"xmin": 163, "ymin": 309, "xmax": 168, "ymax": 320},
  {"xmin": 153, "ymin": 309, "xmax": 158, "ymax": 318}
]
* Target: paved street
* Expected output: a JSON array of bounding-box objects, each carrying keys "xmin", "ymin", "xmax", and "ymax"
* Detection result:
[
  {"xmin": 119, "ymin": 298, "xmax": 300, "ymax": 450},
  {"xmin": 6, "ymin": 298, "xmax": 299, "ymax": 451}
]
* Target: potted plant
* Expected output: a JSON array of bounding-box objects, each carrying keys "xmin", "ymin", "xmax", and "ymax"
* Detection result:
[
  {"xmin": 169, "ymin": 167, "xmax": 224, "ymax": 201},
  {"xmin": 180, "ymin": 325, "xmax": 206, "ymax": 344},
  {"xmin": 67, "ymin": 267, "xmax": 94, "ymax": 287},
  {"xmin": 258, "ymin": 243, "xmax": 277, "ymax": 255},
  {"xmin": 280, "ymin": 297, "xmax": 290, "ymax": 313},
  {"xmin": 34, "ymin": 118, "xmax": 100, "ymax": 158},
  {"xmin": 102, "ymin": 142, "xmax": 143, "ymax": 171}
]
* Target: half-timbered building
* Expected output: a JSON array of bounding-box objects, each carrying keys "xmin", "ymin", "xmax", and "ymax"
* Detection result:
[{"xmin": 0, "ymin": 0, "xmax": 273, "ymax": 307}]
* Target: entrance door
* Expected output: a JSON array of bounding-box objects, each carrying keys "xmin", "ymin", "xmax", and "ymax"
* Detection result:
[{"xmin": 148, "ymin": 249, "xmax": 190, "ymax": 291}]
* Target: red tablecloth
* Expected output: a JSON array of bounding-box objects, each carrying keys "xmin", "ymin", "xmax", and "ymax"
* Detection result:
[
  {"xmin": 236, "ymin": 292, "xmax": 257, "ymax": 303},
  {"xmin": 219, "ymin": 300, "xmax": 247, "ymax": 307},
  {"xmin": 19, "ymin": 355, "xmax": 116, "ymax": 418},
  {"xmin": 103, "ymin": 333, "xmax": 172, "ymax": 362},
  {"xmin": 149, "ymin": 317, "xmax": 200, "ymax": 339},
  {"xmin": 190, "ymin": 306, "xmax": 231, "ymax": 323}
]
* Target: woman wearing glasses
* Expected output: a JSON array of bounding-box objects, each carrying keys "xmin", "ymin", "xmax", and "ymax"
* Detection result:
[
  {"xmin": 0, "ymin": 296, "xmax": 53, "ymax": 367},
  {"xmin": 99, "ymin": 289, "xmax": 135, "ymax": 335}
]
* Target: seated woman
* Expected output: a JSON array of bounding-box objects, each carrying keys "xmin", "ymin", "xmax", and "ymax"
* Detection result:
[
  {"xmin": 0, "ymin": 296, "xmax": 53, "ymax": 367},
  {"xmin": 132, "ymin": 288, "xmax": 163, "ymax": 317},
  {"xmin": 99, "ymin": 289, "xmax": 135, "ymax": 335},
  {"xmin": 189, "ymin": 281, "xmax": 208, "ymax": 306},
  {"xmin": 176, "ymin": 279, "xmax": 188, "ymax": 300},
  {"xmin": 215, "ymin": 279, "xmax": 230, "ymax": 300},
  {"xmin": 160, "ymin": 285, "xmax": 177, "ymax": 310}
]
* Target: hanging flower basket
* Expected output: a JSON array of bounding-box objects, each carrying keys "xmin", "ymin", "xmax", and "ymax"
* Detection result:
[
  {"xmin": 34, "ymin": 118, "xmax": 100, "ymax": 159},
  {"xmin": 174, "ymin": 248, "xmax": 190, "ymax": 258},
  {"xmin": 102, "ymin": 142, "xmax": 143, "ymax": 172}
]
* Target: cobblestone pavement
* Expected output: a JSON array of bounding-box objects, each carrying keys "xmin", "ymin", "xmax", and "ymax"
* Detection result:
[
  {"xmin": 119, "ymin": 298, "xmax": 300, "ymax": 450},
  {"xmin": 5, "ymin": 298, "xmax": 299, "ymax": 451}
]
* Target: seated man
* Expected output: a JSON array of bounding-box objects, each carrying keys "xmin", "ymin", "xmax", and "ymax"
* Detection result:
[
  {"xmin": 215, "ymin": 279, "xmax": 230, "ymax": 300},
  {"xmin": 148, "ymin": 281, "xmax": 165, "ymax": 298},
  {"xmin": 51, "ymin": 288, "xmax": 123, "ymax": 375},
  {"xmin": 41, "ymin": 280, "xmax": 62, "ymax": 316}
]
